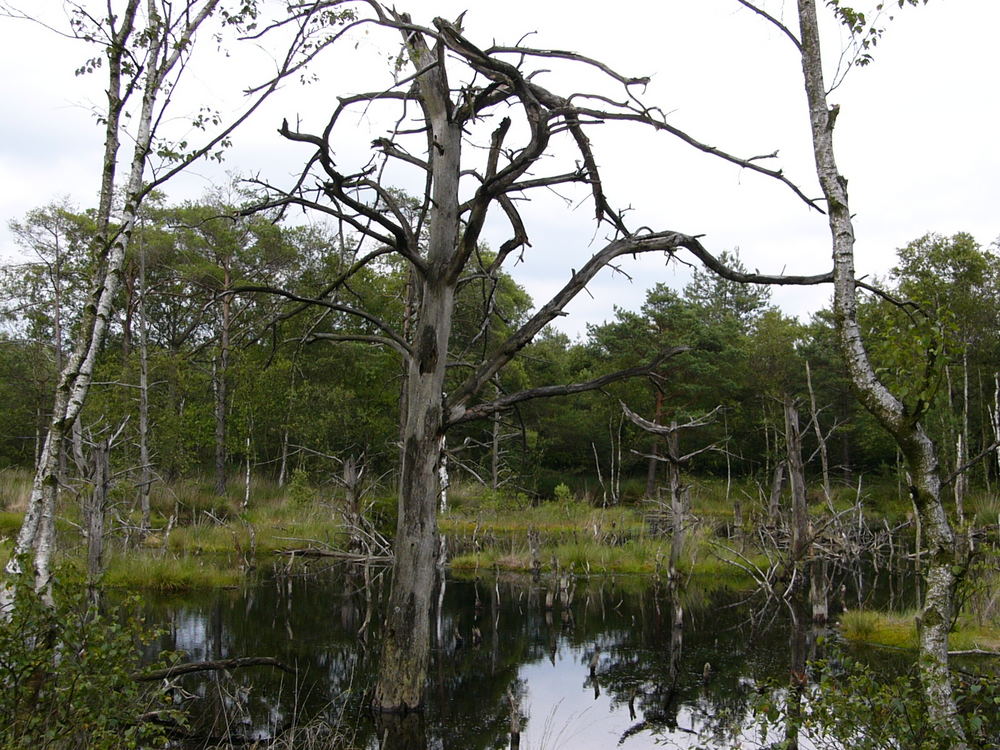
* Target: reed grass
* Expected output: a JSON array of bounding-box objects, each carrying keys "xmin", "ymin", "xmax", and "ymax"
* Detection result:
[
  {"xmin": 103, "ymin": 552, "xmax": 241, "ymax": 592},
  {"xmin": 0, "ymin": 467, "xmax": 31, "ymax": 512}
]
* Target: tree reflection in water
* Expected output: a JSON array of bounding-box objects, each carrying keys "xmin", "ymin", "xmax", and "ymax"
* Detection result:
[{"xmin": 140, "ymin": 561, "xmax": 903, "ymax": 749}]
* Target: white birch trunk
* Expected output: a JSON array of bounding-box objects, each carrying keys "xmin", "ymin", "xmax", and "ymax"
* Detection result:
[
  {"xmin": 796, "ymin": 2, "xmax": 966, "ymax": 742},
  {"xmin": 138, "ymin": 228, "xmax": 152, "ymax": 533},
  {"xmin": 4, "ymin": 0, "xmax": 223, "ymax": 601}
]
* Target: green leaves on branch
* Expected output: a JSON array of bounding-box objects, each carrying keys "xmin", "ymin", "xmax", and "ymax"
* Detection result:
[
  {"xmin": 0, "ymin": 566, "xmax": 176, "ymax": 749},
  {"xmin": 826, "ymin": 0, "xmax": 930, "ymax": 67}
]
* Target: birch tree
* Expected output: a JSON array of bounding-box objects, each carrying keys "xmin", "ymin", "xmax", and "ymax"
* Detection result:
[
  {"xmin": 0, "ymin": 0, "xmax": 352, "ymax": 597},
  {"xmin": 734, "ymin": 0, "xmax": 968, "ymax": 742}
]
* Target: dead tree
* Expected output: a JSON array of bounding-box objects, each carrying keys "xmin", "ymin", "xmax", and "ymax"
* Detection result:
[
  {"xmin": 623, "ymin": 403, "xmax": 722, "ymax": 578},
  {"xmin": 240, "ymin": 0, "xmax": 863, "ymax": 713},
  {"xmin": 784, "ymin": 397, "xmax": 809, "ymax": 564},
  {"xmin": 233, "ymin": 0, "xmax": 836, "ymax": 712},
  {"xmin": 71, "ymin": 420, "xmax": 130, "ymax": 585}
]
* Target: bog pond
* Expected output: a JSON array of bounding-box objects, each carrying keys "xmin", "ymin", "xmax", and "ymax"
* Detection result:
[{"xmin": 139, "ymin": 559, "xmax": 923, "ymax": 749}]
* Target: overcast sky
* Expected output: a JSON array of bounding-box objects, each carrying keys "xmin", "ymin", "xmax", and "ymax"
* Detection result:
[{"xmin": 1, "ymin": 0, "xmax": 997, "ymax": 338}]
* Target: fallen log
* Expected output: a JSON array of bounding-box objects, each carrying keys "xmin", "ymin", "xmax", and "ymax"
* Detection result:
[
  {"xmin": 133, "ymin": 656, "xmax": 294, "ymax": 682},
  {"xmin": 275, "ymin": 547, "xmax": 392, "ymax": 563}
]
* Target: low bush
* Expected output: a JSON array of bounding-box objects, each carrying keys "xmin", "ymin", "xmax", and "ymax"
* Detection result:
[{"xmin": 0, "ymin": 567, "xmax": 173, "ymax": 749}]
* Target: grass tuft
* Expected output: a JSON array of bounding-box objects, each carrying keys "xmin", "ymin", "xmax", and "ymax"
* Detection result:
[{"xmin": 103, "ymin": 553, "xmax": 240, "ymax": 592}]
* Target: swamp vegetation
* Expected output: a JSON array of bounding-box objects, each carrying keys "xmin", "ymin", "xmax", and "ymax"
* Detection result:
[
  {"xmin": 1, "ymin": 0, "xmax": 999, "ymax": 748},
  {"xmin": 1, "ymin": 469, "xmax": 1000, "ymax": 748}
]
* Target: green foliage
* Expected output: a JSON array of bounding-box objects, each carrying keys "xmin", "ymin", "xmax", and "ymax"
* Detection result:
[
  {"xmin": 287, "ymin": 467, "xmax": 314, "ymax": 506},
  {"xmin": 553, "ymin": 482, "xmax": 572, "ymax": 502},
  {"xmin": 753, "ymin": 647, "xmax": 1000, "ymax": 750},
  {"xmin": 826, "ymin": 0, "xmax": 930, "ymax": 67},
  {"xmin": 0, "ymin": 571, "xmax": 171, "ymax": 749}
]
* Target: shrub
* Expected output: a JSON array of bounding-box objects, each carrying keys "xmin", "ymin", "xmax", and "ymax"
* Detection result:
[
  {"xmin": 0, "ymin": 567, "xmax": 172, "ymax": 749},
  {"xmin": 753, "ymin": 648, "xmax": 1000, "ymax": 749},
  {"xmin": 287, "ymin": 468, "xmax": 315, "ymax": 506}
]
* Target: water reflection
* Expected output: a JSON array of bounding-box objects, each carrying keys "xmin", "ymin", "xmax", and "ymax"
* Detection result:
[{"xmin": 141, "ymin": 562, "xmax": 905, "ymax": 749}]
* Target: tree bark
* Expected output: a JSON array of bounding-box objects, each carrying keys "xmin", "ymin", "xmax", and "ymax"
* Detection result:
[
  {"xmin": 137, "ymin": 229, "xmax": 152, "ymax": 533},
  {"xmin": 85, "ymin": 440, "xmax": 110, "ymax": 583},
  {"xmin": 373, "ymin": 35, "xmax": 461, "ymax": 710},
  {"xmin": 805, "ymin": 360, "xmax": 831, "ymax": 503},
  {"xmin": 645, "ymin": 388, "xmax": 665, "ymax": 498},
  {"xmin": 666, "ymin": 424, "xmax": 687, "ymax": 578},
  {"xmin": 796, "ymin": 1, "xmax": 966, "ymax": 741},
  {"xmin": 784, "ymin": 397, "xmax": 809, "ymax": 563},
  {"xmin": 4, "ymin": 1, "xmax": 166, "ymax": 596},
  {"xmin": 213, "ymin": 267, "xmax": 231, "ymax": 497},
  {"xmin": 5, "ymin": 0, "xmax": 228, "ymax": 601},
  {"xmin": 768, "ymin": 459, "xmax": 786, "ymax": 527}
]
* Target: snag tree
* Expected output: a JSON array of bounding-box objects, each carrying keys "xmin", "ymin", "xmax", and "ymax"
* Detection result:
[{"xmin": 250, "ymin": 1, "xmax": 833, "ymax": 712}]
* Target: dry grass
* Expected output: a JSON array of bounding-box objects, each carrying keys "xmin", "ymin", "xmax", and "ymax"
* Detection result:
[{"xmin": 0, "ymin": 468, "xmax": 31, "ymax": 512}]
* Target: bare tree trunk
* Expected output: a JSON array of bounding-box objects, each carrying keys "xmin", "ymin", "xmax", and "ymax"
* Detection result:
[
  {"xmin": 243, "ymin": 431, "xmax": 251, "ymax": 511},
  {"xmin": 214, "ymin": 271, "xmax": 231, "ymax": 497},
  {"xmin": 955, "ymin": 349, "xmax": 969, "ymax": 524},
  {"xmin": 137, "ymin": 229, "xmax": 152, "ymax": 533},
  {"xmin": 809, "ymin": 557, "xmax": 829, "ymax": 624},
  {"xmin": 277, "ymin": 427, "xmax": 290, "ymax": 488},
  {"xmin": 373, "ymin": 46, "xmax": 461, "ymax": 709},
  {"xmin": 491, "ymin": 408, "xmax": 501, "ymax": 491},
  {"xmin": 768, "ymin": 460, "xmax": 786, "ymax": 527},
  {"xmin": 784, "ymin": 397, "xmax": 809, "ymax": 563},
  {"xmin": 438, "ymin": 435, "xmax": 449, "ymax": 513},
  {"xmin": 645, "ymin": 389, "xmax": 664, "ymax": 498},
  {"xmin": 993, "ymin": 373, "xmax": 1000, "ymax": 482},
  {"xmin": 666, "ymin": 424, "xmax": 685, "ymax": 578},
  {"xmin": 796, "ymin": 2, "xmax": 966, "ymax": 741},
  {"xmin": 85, "ymin": 440, "xmax": 110, "ymax": 583},
  {"xmin": 805, "ymin": 360, "xmax": 831, "ymax": 503},
  {"xmin": 374, "ymin": 279, "xmax": 455, "ymax": 712}
]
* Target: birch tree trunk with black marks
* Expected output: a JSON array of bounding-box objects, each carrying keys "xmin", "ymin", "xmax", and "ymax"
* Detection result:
[
  {"xmin": 3, "ymin": 0, "xmax": 334, "ymax": 601},
  {"xmin": 796, "ymin": 1, "xmax": 966, "ymax": 741},
  {"xmin": 4, "ymin": 1, "xmax": 171, "ymax": 595}
]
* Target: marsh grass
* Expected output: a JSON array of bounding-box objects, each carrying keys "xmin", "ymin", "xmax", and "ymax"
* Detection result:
[
  {"xmin": 0, "ymin": 467, "xmax": 31, "ymax": 512},
  {"xmin": 0, "ymin": 510, "xmax": 23, "ymax": 538},
  {"xmin": 967, "ymin": 491, "xmax": 1000, "ymax": 527},
  {"xmin": 839, "ymin": 607, "xmax": 1000, "ymax": 652},
  {"xmin": 103, "ymin": 552, "xmax": 241, "ymax": 591}
]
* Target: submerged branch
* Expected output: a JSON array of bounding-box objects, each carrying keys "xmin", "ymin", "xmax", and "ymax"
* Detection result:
[{"xmin": 134, "ymin": 656, "xmax": 294, "ymax": 682}]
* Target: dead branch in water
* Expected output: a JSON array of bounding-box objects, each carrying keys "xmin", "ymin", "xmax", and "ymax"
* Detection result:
[{"xmin": 134, "ymin": 656, "xmax": 294, "ymax": 682}]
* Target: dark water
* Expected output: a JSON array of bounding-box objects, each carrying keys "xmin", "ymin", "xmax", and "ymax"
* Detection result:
[{"xmin": 142, "ymin": 561, "xmax": 916, "ymax": 749}]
